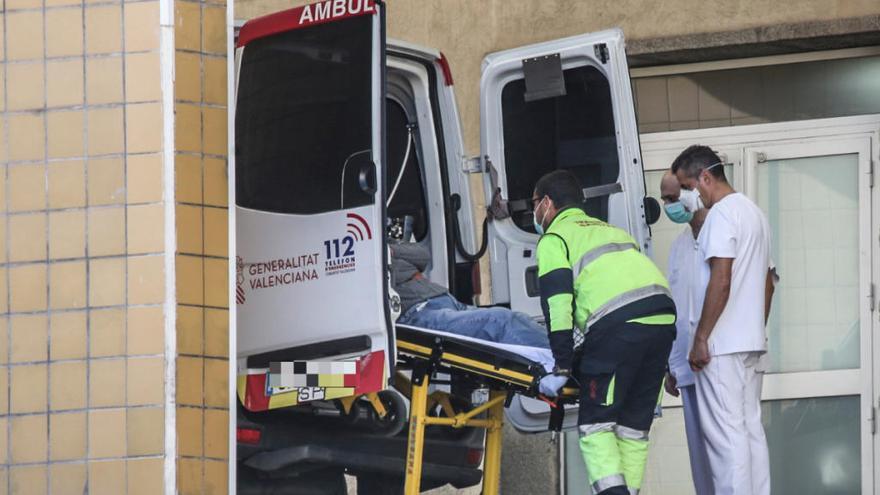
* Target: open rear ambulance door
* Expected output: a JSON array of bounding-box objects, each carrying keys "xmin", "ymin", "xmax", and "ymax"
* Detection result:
[
  {"xmin": 234, "ymin": 0, "xmax": 391, "ymax": 411},
  {"xmin": 478, "ymin": 30, "xmax": 649, "ymax": 431}
]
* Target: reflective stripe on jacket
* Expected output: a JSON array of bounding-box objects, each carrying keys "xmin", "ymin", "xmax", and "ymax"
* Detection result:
[{"xmin": 536, "ymin": 207, "xmax": 673, "ymax": 338}]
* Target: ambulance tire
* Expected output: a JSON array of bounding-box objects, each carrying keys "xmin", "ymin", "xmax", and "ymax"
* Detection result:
[
  {"xmin": 367, "ymin": 390, "xmax": 407, "ymax": 437},
  {"xmin": 356, "ymin": 475, "xmax": 404, "ymax": 495}
]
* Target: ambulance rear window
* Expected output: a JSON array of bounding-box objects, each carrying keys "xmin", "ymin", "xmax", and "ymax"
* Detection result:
[
  {"xmin": 235, "ymin": 16, "xmax": 375, "ymax": 215},
  {"xmin": 501, "ymin": 64, "xmax": 620, "ymax": 227}
]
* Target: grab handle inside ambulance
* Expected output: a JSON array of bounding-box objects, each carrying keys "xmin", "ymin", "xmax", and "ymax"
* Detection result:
[
  {"xmin": 339, "ymin": 150, "xmax": 376, "ymax": 209},
  {"xmin": 358, "ymin": 160, "xmax": 377, "ymax": 195}
]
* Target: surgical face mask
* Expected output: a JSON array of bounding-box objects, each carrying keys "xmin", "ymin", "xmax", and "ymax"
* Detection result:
[
  {"xmin": 533, "ymin": 198, "xmax": 548, "ymax": 235},
  {"xmin": 664, "ymin": 201, "xmax": 693, "ymax": 224},
  {"xmin": 678, "ymin": 188, "xmax": 703, "ymax": 213}
]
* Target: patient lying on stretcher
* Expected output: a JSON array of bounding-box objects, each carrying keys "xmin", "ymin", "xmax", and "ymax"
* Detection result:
[{"xmin": 391, "ymin": 243, "xmax": 549, "ymax": 349}]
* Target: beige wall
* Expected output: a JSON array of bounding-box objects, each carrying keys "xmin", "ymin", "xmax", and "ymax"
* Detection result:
[
  {"xmin": 173, "ymin": 0, "xmax": 231, "ymax": 491},
  {"xmin": 0, "ymin": 0, "xmax": 230, "ymax": 490},
  {"xmin": 235, "ymin": 0, "xmax": 880, "ymax": 155},
  {"xmin": 0, "ymin": 0, "xmax": 168, "ymax": 492}
]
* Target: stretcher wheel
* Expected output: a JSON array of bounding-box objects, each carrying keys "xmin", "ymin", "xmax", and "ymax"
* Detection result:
[{"xmin": 366, "ymin": 390, "xmax": 407, "ymax": 437}]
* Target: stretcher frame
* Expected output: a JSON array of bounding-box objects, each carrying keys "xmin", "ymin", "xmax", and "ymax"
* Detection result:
[{"xmin": 394, "ymin": 325, "xmax": 577, "ymax": 495}]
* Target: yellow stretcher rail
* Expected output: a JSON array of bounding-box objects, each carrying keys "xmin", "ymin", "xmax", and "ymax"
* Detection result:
[{"xmin": 394, "ymin": 325, "xmax": 578, "ymax": 495}]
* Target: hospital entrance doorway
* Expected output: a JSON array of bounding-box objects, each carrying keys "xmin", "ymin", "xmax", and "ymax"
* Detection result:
[{"xmin": 563, "ymin": 114, "xmax": 879, "ymax": 494}]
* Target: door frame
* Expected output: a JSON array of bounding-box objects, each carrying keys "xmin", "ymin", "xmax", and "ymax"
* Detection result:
[{"xmin": 637, "ymin": 114, "xmax": 879, "ymax": 493}]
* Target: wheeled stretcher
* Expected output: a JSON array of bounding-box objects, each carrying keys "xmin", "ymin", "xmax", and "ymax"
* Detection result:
[{"xmin": 394, "ymin": 324, "xmax": 579, "ymax": 495}]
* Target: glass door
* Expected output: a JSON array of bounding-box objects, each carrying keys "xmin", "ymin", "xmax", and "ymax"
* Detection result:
[{"xmin": 744, "ymin": 136, "xmax": 873, "ymax": 494}]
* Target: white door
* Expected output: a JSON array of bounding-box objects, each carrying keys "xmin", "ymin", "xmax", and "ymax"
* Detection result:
[
  {"xmin": 233, "ymin": 1, "xmax": 393, "ymax": 391},
  {"xmin": 479, "ymin": 28, "xmax": 651, "ymax": 315},
  {"xmin": 478, "ymin": 29, "xmax": 653, "ymax": 433}
]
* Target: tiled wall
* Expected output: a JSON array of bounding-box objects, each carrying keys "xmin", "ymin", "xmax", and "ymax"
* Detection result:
[
  {"xmin": 173, "ymin": 0, "xmax": 229, "ymax": 490},
  {"xmin": 0, "ymin": 0, "xmax": 168, "ymax": 492}
]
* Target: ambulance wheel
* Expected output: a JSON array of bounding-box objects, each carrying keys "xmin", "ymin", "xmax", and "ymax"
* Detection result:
[{"xmin": 367, "ymin": 390, "xmax": 407, "ymax": 437}]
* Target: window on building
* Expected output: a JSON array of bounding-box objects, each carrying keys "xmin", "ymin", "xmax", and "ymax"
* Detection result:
[{"xmin": 632, "ymin": 55, "xmax": 880, "ymax": 133}]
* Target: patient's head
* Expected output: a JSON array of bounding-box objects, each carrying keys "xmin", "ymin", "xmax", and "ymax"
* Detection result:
[{"xmin": 533, "ymin": 170, "xmax": 583, "ymax": 230}]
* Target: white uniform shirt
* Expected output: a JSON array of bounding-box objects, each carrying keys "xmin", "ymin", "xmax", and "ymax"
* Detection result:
[
  {"xmin": 697, "ymin": 192, "xmax": 771, "ymax": 356},
  {"xmin": 667, "ymin": 227, "xmax": 706, "ymax": 387}
]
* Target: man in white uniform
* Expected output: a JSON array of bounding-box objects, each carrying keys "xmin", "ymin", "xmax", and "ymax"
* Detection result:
[
  {"xmin": 658, "ymin": 172, "xmax": 714, "ymax": 495},
  {"xmin": 672, "ymin": 145, "xmax": 776, "ymax": 495}
]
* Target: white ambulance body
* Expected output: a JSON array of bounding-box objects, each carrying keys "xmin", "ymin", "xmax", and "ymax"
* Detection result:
[{"xmin": 233, "ymin": 0, "xmax": 658, "ymax": 432}]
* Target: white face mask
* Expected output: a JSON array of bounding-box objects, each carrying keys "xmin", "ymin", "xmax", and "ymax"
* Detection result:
[{"xmin": 678, "ymin": 188, "xmax": 703, "ymax": 213}]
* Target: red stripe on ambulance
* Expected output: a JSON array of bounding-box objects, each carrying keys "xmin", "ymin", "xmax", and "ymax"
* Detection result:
[
  {"xmin": 353, "ymin": 351, "xmax": 384, "ymax": 394},
  {"xmin": 237, "ymin": 0, "xmax": 377, "ymax": 47}
]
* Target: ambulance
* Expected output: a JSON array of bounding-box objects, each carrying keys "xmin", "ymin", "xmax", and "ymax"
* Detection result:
[{"xmin": 233, "ymin": 0, "xmax": 660, "ymax": 492}]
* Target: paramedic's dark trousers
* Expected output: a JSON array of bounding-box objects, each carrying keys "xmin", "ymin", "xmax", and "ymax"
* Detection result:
[{"xmin": 576, "ymin": 321, "xmax": 675, "ymax": 495}]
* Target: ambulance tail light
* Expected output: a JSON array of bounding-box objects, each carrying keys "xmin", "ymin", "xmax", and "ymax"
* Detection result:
[
  {"xmin": 237, "ymin": 426, "xmax": 262, "ymax": 445},
  {"xmin": 437, "ymin": 53, "xmax": 454, "ymax": 86},
  {"xmin": 466, "ymin": 447, "xmax": 484, "ymax": 467}
]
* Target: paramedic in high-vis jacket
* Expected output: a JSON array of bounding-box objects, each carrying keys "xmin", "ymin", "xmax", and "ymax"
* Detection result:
[{"xmin": 533, "ymin": 170, "xmax": 676, "ymax": 495}]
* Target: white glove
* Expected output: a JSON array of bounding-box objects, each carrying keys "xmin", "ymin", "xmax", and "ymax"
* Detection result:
[{"xmin": 538, "ymin": 374, "xmax": 569, "ymax": 398}]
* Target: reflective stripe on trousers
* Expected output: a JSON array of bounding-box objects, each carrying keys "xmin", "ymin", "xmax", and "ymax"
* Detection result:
[
  {"xmin": 592, "ymin": 474, "xmax": 628, "ymax": 494},
  {"xmin": 579, "ymin": 423, "xmax": 650, "ymax": 493},
  {"xmin": 579, "ymin": 428, "xmax": 624, "ymax": 493},
  {"xmin": 614, "ymin": 424, "xmax": 649, "ymax": 441},
  {"xmin": 579, "ymin": 422, "xmax": 616, "ymax": 437}
]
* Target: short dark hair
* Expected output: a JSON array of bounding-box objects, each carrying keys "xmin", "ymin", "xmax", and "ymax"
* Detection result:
[
  {"xmin": 670, "ymin": 145, "xmax": 727, "ymax": 181},
  {"xmin": 534, "ymin": 170, "xmax": 583, "ymax": 209}
]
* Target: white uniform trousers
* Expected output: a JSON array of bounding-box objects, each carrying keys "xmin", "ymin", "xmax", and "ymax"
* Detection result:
[
  {"xmin": 694, "ymin": 352, "xmax": 770, "ymax": 495},
  {"xmin": 680, "ymin": 385, "xmax": 714, "ymax": 495}
]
